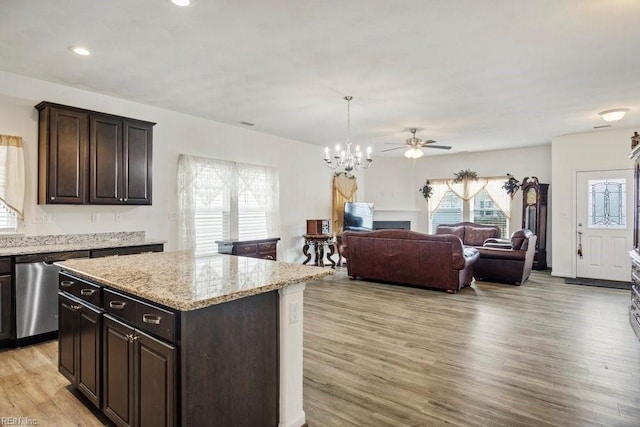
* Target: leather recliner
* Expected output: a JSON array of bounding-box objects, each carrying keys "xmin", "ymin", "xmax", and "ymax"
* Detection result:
[{"xmin": 473, "ymin": 229, "xmax": 537, "ymax": 285}]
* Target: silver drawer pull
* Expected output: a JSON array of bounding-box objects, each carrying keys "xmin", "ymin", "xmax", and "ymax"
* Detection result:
[
  {"xmin": 60, "ymin": 280, "xmax": 74, "ymax": 288},
  {"xmin": 142, "ymin": 314, "xmax": 161, "ymax": 325},
  {"xmin": 80, "ymin": 289, "xmax": 95, "ymax": 296},
  {"xmin": 109, "ymin": 301, "xmax": 126, "ymax": 309}
]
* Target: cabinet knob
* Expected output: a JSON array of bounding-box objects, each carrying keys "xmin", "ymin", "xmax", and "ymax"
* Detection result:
[
  {"xmin": 124, "ymin": 198, "xmax": 128, "ymax": 202},
  {"xmin": 80, "ymin": 289, "xmax": 95, "ymax": 296},
  {"xmin": 71, "ymin": 304, "xmax": 82, "ymax": 310},
  {"xmin": 51, "ymin": 196, "xmax": 55, "ymax": 200}
]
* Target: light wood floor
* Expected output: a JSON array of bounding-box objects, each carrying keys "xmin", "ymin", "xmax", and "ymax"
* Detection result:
[
  {"xmin": 1, "ymin": 270, "xmax": 638, "ymax": 426},
  {"xmin": 303, "ymin": 270, "xmax": 640, "ymax": 426}
]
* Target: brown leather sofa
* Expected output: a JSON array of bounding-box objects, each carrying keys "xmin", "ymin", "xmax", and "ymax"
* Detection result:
[
  {"xmin": 435, "ymin": 222, "xmax": 500, "ymax": 247},
  {"xmin": 473, "ymin": 229, "xmax": 537, "ymax": 285},
  {"xmin": 341, "ymin": 229, "xmax": 480, "ymax": 293}
]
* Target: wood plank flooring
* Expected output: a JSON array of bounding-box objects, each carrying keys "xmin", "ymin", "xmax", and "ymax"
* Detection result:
[
  {"xmin": 0, "ymin": 270, "xmax": 638, "ymax": 426},
  {"xmin": 304, "ymin": 270, "xmax": 640, "ymax": 426}
]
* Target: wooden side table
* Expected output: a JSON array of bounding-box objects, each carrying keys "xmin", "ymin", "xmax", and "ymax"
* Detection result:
[{"xmin": 302, "ymin": 234, "xmax": 336, "ymax": 268}]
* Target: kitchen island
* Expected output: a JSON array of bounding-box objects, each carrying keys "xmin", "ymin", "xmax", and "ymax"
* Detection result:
[{"xmin": 56, "ymin": 250, "xmax": 333, "ymax": 427}]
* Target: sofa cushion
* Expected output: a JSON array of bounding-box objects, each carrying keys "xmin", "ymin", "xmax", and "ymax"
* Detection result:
[
  {"xmin": 465, "ymin": 227, "xmax": 498, "ymax": 246},
  {"xmin": 436, "ymin": 225, "xmax": 465, "ymax": 241}
]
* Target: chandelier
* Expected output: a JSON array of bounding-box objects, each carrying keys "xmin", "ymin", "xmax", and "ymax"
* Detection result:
[{"xmin": 324, "ymin": 96, "xmax": 372, "ymax": 174}]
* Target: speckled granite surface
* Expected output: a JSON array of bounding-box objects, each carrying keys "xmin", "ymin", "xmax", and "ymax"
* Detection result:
[
  {"xmin": 57, "ymin": 250, "xmax": 334, "ymax": 311},
  {"xmin": 0, "ymin": 232, "xmax": 165, "ymax": 256}
]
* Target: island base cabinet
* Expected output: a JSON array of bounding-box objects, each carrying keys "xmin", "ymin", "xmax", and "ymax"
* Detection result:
[
  {"xmin": 58, "ymin": 293, "xmax": 102, "ymax": 409},
  {"xmin": 103, "ymin": 314, "xmax": 176, "ymax": 427}
]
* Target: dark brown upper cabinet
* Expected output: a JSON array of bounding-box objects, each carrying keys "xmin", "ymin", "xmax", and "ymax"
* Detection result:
[{"xmin": 37, "ymin": 102, "xmax": 154, "ymax": 205}]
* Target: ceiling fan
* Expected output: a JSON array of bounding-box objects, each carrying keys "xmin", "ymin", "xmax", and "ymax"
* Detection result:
[{"xmin": 381, "ymin": 128, "xmax": 451, "ymax": 158}]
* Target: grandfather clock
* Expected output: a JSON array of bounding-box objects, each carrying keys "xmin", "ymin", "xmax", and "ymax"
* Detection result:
[{"xmin": 521, "ymin": 176, "xmax": 549, "ymax": 270}]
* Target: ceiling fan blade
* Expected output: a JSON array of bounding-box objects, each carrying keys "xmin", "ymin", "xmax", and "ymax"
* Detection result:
[
  {"xmin": 424, "ymin": 145, "xmax": 451, "ymax": 150},
  {"xmin": 384, "ymin": 142, "xmax": 406, "ymax": 145},
  {"xmin": 421, "ymin": 140, "xmax": 437, "ymax": 144},
  {"xmin": 381, "ymin": 146, "xmax": 407, "ymax": 152}
]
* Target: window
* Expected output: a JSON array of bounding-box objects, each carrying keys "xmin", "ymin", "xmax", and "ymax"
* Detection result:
[
  {"xmin": 178, "ymin": 155, "xmax": 279, "ymax": 255},
  {"xmin": 0, "ymin": 204, "xmax": 18, "ymax": 233},
  {"xmin": 429, "ymin": 178, "xmax": 510, "ymax": 238},
  {"xmin": 0, "ymin": 134, "xmax": 24, "ymax": 234},
  {"xmin": 588, "ymin": 178, "xmax": 626, "ymax": 229}
]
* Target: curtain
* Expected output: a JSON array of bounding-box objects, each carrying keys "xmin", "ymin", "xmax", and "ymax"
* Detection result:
[
  {"xmin": 178, "ymin": 155, "xmax": 234, "ymax": 251},
  {"xmin": 447, "ymin": 178, "xmax": 488, "ymax": 201},
  {"xmin": 484, "ymin": 178, "xmax": 511, "ymax": 218},
  {"xmin": 332, "ymin": 175, "xmax": 357, "ymax": 235},
  {"xmin": 427, "ymin": 179, "xmax": 450, "ymax": 215},
  {"xmin": 236, "ymin": 162, "xmax": 280, "ymax": 240},
  {"xmin": 178, "ymin": 154, "xmax": 280, "ymax": 254},
  {"xmin": 0, "ymin": 134, "xmax": 25, "ymax": 219}
]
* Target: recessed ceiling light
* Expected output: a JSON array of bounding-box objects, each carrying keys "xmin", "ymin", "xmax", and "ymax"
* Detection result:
[
  {"xmin": 599, "ymin": 108, "xmax": 629, "ymax": 122},
  {"xmin": 171, "ymin": 0, "xmax": 190, "ymax": 6},
  {"xmin": 70, "ymin": 46, "xmax": 91, "ymax": 56}
]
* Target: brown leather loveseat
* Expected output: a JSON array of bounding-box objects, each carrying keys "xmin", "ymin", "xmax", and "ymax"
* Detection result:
[
  {"xmin": 341, "ymin": 229, "xmax": 480, "ymax": 293},
  {"xmin": 435, "ymin": 222, "xmax": 501, "ymax": 247},
  {"xmin": 474, "ymin": 229, "xmax": 537, "ymax": 285}
]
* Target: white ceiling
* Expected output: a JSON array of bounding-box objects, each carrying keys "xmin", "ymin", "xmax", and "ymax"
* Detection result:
[{"xmin": 1, "ymin": 0, "xmax": 640, "ymax": 156}]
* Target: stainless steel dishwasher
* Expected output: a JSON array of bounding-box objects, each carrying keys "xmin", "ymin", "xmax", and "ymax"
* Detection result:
[{"xmin": 15, "ymin": 250, "xmax": 89, "ymax": 340}]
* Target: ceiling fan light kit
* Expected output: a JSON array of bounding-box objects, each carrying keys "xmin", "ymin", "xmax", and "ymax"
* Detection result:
[
  {"xmin": 599, "ymin": 108, "xmax": 629, "ymax": 122},
  {"xmin": 381, "ymin": 127, "xmax": 451, "ymax": 158}
]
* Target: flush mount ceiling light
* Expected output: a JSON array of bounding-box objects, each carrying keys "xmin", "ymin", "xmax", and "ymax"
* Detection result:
[
  {"xmin": 599, "ymin": 108, "xmax": 629, "ymax": 122},
  {"xmin": 171, "ymin": 0, "xmax": 190, "ymax": 6},
  {"xmin": 69, "ymin": 46, "xmax": 90, "ymax": 56}
]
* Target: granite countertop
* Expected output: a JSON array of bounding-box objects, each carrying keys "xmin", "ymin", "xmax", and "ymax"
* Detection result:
[
  {"xmin": 57, "ymin": 250, "xmax": 334, "ymax": 311},
  {"xmin": 0, "ymin": 238, "xmax": 165, "ymax": 256}
]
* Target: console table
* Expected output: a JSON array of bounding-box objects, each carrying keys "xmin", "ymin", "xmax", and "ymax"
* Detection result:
[
  {"xmin": 302, "ymin": 234, "xmax": 336, "ymax": 268},
  {"xmin": 216, "ymin": 237, "xmax": 280, "ymax": 260}
]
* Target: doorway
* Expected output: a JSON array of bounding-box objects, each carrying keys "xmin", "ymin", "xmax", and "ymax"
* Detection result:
[{"xmin": 575, "ymin": 169, "xmax": 633, "ymax": 282}]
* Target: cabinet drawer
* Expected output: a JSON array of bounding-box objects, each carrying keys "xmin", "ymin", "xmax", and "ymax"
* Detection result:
[
  {"xmin": 258, "ymin": 242, "xmax": 276, "ymax": 253},
  {"xmin": 104, "ymin": 289, "xmax": 177, "ymax": 343},
  {"xmin": 90, "ymin": 244, "xmax": 164, "ymax": 258},
  {"xmin": 59, "ymin": 272, "xmax": 102, "ymax": 307},
  {"xmin": 258, "ymin": 251, "xmax": 276, "ymax": 261},
  {"xmin": 632, "ymin": 285, "xmax": 640, "ymax": 308},
  {"xmin": 0, "ymin": 258, "xmax": 10, "ymax": 274},
  {"xmin": 235, "ymin": 243, "xmax": 258, "ymax": 256}
]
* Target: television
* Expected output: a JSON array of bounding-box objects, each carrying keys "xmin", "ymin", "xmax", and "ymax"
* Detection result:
[{"xmin": 343, "ymin": 202, "xmax": 374, "ymax": 232}]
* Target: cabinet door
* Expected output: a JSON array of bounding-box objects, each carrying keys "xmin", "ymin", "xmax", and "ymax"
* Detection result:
[
  {"xmin": 90, "ymin": 114, "xmax": 123, "ymax": 204},
  {"xmin": 135, "ymin": 330, "xmax": 176, "ymax": 427},
  {"xmin": 122, "ymin": 120, "xmax": 153, "ymax": 205},
  {"xmin": 58, "ymin": 293, "xmax": 78, "ymax": 384},
  {"xmin": 46, "ymin": 107, "xmax": 89, "ymax": 204},
  {"xmin": 0, "ymin": 275, "xmax": 11, "ymax": 341},
  {"xmin": 104, "ymin": 315, "xmax": 135, "ymax": 427},
  {"xmin": 77, "ymin": 303, "xmax": 102, "ymax": 409}
]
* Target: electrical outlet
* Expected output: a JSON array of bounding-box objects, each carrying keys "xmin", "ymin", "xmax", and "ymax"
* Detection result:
[
  {"xmin": 115, "ymin": 212, "xmax": 122, "ymax": 222},
  {"xmin": 289, "ymin": 302, "xmax": 300, "ymax": 324},
  {"xmin": 32, "ymin": 213, "xmax": 51, "ymax": 224},
  {"xmin": 91, "ymin": 212, "xmax": 99, "ymax": 223}
]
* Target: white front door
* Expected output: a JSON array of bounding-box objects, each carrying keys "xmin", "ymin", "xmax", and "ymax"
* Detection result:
[{"xmin": 576, "ymin": 169, "xmax": 633, "ymax": 281}]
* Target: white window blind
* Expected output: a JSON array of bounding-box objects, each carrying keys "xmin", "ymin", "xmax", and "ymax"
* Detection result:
[
  {"xmin": 0, "ymin": 152, "xmax": 18, "ymax": 233},
  {"xmin": 178, "ymin": 155, "xmax": 280, "ymax": 255}
]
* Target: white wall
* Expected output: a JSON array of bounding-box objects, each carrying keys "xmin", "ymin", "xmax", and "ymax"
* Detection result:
[
  {"xmin": 365, "ymin": 145, "xmax": 553, "ymax": 264},
  {"xmin": 551, "ymin": 128, "xmax": 635, "ymax": 278},
  {"xmin": 0, "ymin": 72, "xmax": 333, "ymax": 263}
]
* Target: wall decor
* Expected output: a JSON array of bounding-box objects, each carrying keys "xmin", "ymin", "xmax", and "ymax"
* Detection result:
[
  {"xmin": 419, "ymin": 179, "xmax": 433, "ymax": 200},
  {"xmin": 453, "ymin": 169, "xmax": 478, "ymax": 183},
  {"xmin": 502, "ymin": 173, "xmax": 521, "ymax": 199}
]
